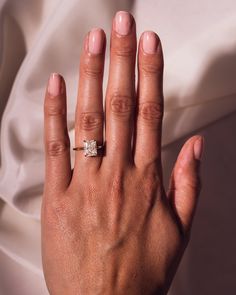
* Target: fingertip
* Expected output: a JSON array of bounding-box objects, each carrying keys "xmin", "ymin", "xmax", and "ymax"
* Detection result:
[
  {"xmin": 138, "ymin": 31, "xmax": 163, "ymax": 71},
  {"xmin": 137, "ymin": 31, "xmax": 163, "ymax": 99},
  {"xmin": 140, "ymin": 31, "xmax": 162, "ymax": 55},
  {"xmin": 47, "ymin": 73, "xmax": 64, "ymax": 97},
  {"xmin": 193, "ymin": 135, "xmax": 205, "ymax": 161},
  {"xmin": 85, "ymin": 28, "xmax": 106, "ymax": 56},
  {"xmin": 177, "ymin": 135, "xmax": 204, "ymax": 166},
  {"xmin": 113, "ymin": 11, "xmax": 135, "ymax": 36}
]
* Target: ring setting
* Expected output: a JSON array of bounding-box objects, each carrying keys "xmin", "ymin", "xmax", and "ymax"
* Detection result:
[{"xmin": 73, "ymin": 140, "xmax": 103, "ymax": 157}]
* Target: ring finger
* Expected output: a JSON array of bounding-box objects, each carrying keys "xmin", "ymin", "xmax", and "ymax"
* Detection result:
[{"xmin": 73, "ymin": 28, "xmax": 106, "ymax": 178}]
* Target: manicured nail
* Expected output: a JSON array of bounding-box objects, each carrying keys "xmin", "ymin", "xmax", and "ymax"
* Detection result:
[
  {"xmin": 88, "ymin": 28, "xmax": 104, "ymax": 54},
  {"xmin": 142, "ymin": 31, "xmax": 159, "ymax": 54},
  {"xmin": 194, "ymin": 136, "xmax": 204, "ymax": 160},
  {"xmin": 48, "ymin": 73, "xmax": 61, "ymax": 96},
  {"xmin": 114, "ymin": 11, "xmax": 132, "ymax": 36}
]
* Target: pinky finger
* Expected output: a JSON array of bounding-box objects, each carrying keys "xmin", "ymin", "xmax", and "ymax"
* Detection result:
[{"xmin": 44, "ymin": 73, "xmax": 72, "ymax": 195}]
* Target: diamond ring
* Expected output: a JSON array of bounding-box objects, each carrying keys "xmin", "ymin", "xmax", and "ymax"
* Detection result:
[{"xmin": 73, "ymin": 140, "xmax": 103, "ymax": 157}]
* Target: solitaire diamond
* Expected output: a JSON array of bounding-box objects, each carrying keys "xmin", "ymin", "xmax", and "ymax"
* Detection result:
[{"xmin": 83, "ymin": 140, "xmax": 98, "ymax": 157}]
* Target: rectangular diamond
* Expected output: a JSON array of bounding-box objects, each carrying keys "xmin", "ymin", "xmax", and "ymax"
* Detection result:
[{"xmin": 83, "ymin": 140, "xmax": 97, "ymax": 157}]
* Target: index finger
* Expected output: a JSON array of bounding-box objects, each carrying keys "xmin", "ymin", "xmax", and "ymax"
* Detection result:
[{"xmin": 44, "ymin": 73, "xmax": 72, "ymax": 194}]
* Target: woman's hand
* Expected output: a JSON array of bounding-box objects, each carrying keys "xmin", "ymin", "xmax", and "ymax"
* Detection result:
[{"xmin": 42, "ymin": 11, "xmax": 203, "ymax": 295}]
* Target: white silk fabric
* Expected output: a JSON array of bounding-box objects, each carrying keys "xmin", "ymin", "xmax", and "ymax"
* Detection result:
[{"xmin": 0, "ymin": 0, "xmax": 236, "ymax": 294}]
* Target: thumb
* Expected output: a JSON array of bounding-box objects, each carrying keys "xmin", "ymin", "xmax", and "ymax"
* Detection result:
[{"xmin": 167, "ymin": 135, "xmax": 204, "ymax": 235}]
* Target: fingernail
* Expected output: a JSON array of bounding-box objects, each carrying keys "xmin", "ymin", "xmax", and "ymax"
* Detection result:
[
  {"xmin": 142, "ymin": 31, "xmax": 159, "ymax": 54},
  {"xmin": 114, "ymin": 11, "xmax": 132, "ymax": 36},
  {"xmin": 88, "ymin": 28, "xmax": 104, "ymax": 54},
  {"xmin": 194, "ymin": 136, "xmax": 204, "ymax": 160},
  {"xmin": 48, "ymin": 73, "xmax": 61, "ymax": 96}
]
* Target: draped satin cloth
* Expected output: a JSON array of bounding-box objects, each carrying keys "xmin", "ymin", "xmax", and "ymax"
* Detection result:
[{"xmin": 0, "ymin": 0, "xmax": 236, "ymax": 294}]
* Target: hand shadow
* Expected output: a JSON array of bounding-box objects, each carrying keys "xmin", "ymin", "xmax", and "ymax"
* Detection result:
[{"xmin": 162, "ymin": 48, "xmax": 236, "ymax": 294}]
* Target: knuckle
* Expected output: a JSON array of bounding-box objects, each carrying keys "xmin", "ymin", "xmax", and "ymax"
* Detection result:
[
  {"xmin": 187, "ymin": 176, "xmax": 201, "ymax": 191},
  {"xmin": 80, "ymin": 112, "xmax": 103, "ymax": 131},
  {"xmin": 45, "ymin": 103, "xmax": 65, "ymax": 116},
  {"xmin": 140, "ymin": 60, "xmax": 163, "ymax": 76},
  {"xmin": 176, "ymin": 167, "xmax": 201, "ymax": 193},
  {"xmin": 46, "ymin": 139, "xmax": 70, "ymax": 157},
  {"xmin": 113, "ymin": 44, "xmax": 135, "ymax": 58},
  {"xmin": 138, "ymin": 101, "xmax": 163, "ymax": 125},
  {"xmin": 110, "ymin": 93, "xmax": 135, "ymax": 119},
  {"xmin": 192, "ymin": 174, "xmax": 202, "ymax": 194},
  {"xmin": 82, "ymin": 60, "xmax": 103, "ymax": 79}
]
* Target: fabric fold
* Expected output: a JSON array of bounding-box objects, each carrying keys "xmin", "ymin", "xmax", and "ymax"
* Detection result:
[{"xmin": 0, "ymin": 0, "xmax": 236, "ymax": 294}]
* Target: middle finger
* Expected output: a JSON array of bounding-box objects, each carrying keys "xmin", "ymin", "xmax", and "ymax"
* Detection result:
[{"xmin": 103, "ymin": 11, "xmax": 137, "ymax": 168}]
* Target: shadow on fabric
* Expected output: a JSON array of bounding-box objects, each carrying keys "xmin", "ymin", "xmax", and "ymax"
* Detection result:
[{"xmin": 163, "ymin": 48, "xmax": 236, "ymax": 294}]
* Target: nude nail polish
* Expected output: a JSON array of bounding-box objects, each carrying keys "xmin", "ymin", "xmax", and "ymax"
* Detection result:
[
  {"xmin": 114, "ymin": 11, "xmax": 132, "ymax": 35},
  {"xmin": 48, "ymin": 73, "xmax": 61, "ymax": 96},
  {"xmin": 194, "ymin": 136, "xmax": 204, "ymax": 160},
  {"xmin": 142, "ymin": 31, "xmax": 159, "ymax": 54},
  {"xmin": 88, "ymin": 28, "xmax": 104, "ymax": 54}
]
